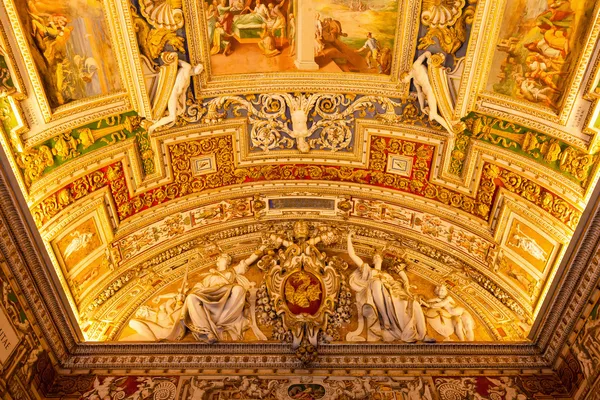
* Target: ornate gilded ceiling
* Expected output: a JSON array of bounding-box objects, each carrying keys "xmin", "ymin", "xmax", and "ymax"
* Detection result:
[{"xmin": 0, "ymin": 0, "xmax": 599, "ymax": 362}]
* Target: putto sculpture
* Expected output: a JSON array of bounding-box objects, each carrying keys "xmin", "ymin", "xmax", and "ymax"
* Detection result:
[
  {"xmin": 421, "ymin": 285, "xmax": 475, "ymax": 341},
  {"xmin": 148, "ymin": 59, "xmax": 203, "ymax": 134}
]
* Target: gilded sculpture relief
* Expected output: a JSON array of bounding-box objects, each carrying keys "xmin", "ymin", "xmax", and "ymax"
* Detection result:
[
  {"xmin": 504, "ymin": 219, "xmax": 555, "ymax": 273},
  {"xmin": 0, "ymin": 0, "xmax": 597, "ymax": 382},
  {"xmin": 54, "ymin": 218, "xmax": 102, "ymax": 272},
  {"xmin": 460, "ymin": 114, "xmax": 599, "ymax": 186},
  {"xmin": 0, "ymin": 0, "xmax": 600, "ymax": 394},
  {"xmin": 418, "ymin": 0, "xmax": 476, "ymax": 57}
]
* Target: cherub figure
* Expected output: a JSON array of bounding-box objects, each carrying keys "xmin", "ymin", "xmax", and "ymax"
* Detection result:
[
  {"xmin": 148, "ymin": 60, "xmax": 203, "ymax": 134},
  {"xmin": 402, "ymin": 51, "xmax": 454, "ymax": 133}
]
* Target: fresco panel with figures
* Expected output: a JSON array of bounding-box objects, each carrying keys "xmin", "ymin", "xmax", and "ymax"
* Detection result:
[
  {"xmin": 487, "ymin": 0, "xmax": 596, "ymax": 110},
  {"xmin": 13, "ymin": 0, "xmax": 123, "ymax": 108}
]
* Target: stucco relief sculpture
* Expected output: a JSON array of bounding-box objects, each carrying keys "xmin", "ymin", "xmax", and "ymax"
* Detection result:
[
  {"xmin": 508, "ymin": 223, "xmax": 549, "ymax": 262},
  {"xmin": 259, "ymin": 221, "xmax": 347, "ymax": 363},
  {"xmin": 139, "ymin": 0, "xmax": 184, "ymax": 31},
  {"xmin": 290, "ymin": 109, "xmax": 311, "ymax": 153},
  {"xmin": 188, "ymin": 93, "xmax": 401, "ymax": 153},
  {"xmin": 125, "ymin": 222, "xmax": 478, "ymax": 347},
  {"xmin": 345, "ymin": 231, "xmax": 431, "ymax": 342},
  {"xmin": 128, "ymin": 288, "xmax": 186, "ymax": 341},
  {"xmin": 148, "ymin": 59, "xmax": 204, "ymax": 135},
  {"xmin": 63, "ymin": 231, "xmax": 94, "ymax": 260},
  {"xmin": 418, "ymin": 0, "xmax": 475, "ymax": 56},
  {"xmin": 169, "ymin": 245, "xmax": 267, "ymax": 342},
  {"xmin": 421, "ymin": 285, "xmax": 475, "ymax": 341},
  {"xmin": 403, "ymin": 52, "xmax": 464, "ymax": 135}
]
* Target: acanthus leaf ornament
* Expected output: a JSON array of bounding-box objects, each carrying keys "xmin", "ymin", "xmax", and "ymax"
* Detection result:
[
  {"xmin": 16, "ymin": 145, "xmax": 54, "ymax": 186},
  {"xmin": 418, "ymin": 0, "xmax": 477, "ymax": 57},
  {"xmin": 181, "ymin": 93, "xmax": 432, "ymax": 153},
  {"xmin": 421, "ymin": 0, "xmax": 466, "ymax": 28},
  {"xmin": 130, "ymin": 5, "xmax": 185, "ymax": 66}
]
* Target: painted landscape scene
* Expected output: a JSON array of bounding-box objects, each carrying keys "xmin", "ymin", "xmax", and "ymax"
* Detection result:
[
  {"xmin": 15, "ymin": 0, "xmax": 123, "ymax": 109},
  {"xmin": 314, "ymin": 0, "xmax": 398, "ymax": 74},
  {"xmin": 487, "ymin": 0, "xmax": 595, "ymax": 110}
]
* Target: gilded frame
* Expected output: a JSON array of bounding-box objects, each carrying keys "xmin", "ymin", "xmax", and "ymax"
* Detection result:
[
  {"xmin": 41, "ymin": 193, "xmax": 115, "ymax": 317},
  {"xmin": 467, "ymin": 0, "xmax": 600, "ymax": 134},
  {"xmin": 0, "ymin": 0, "xmax": 140, "ymax": 144},
  {"xmin": 183, "ymin": 0, "xmax": 422, "ymax": 98}
]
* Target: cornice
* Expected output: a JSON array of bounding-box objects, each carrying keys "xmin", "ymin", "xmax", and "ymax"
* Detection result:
[
  {"xmin": 535, "ymin": 181, "xmax": 600, "ymax": 362},
  {"xmin": 62, "ymin": 342, "xmax": 546, "ymax": 370},
  {"xmin": 0, "ymin": 160, "xmax": 77, "ymax": 358}
]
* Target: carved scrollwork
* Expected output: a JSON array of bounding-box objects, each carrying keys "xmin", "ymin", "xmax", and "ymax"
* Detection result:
[
  {"xmin": 130, "ymin": 6, "xmax": 185, "ymax": 65},
  {"xmin": 421, "ymin": 0, "xmax": 466, "ymax": 27},
  {"xmin": 181, "ymin": 93, "xmax": 430, "ymax": 153},
  {"xmin": 418, "ymin": 1, "xmax": 477, "ymax": 56},
  {"xmin": 259, "ymin": 222, "xmax": 349, "ymax": 363},
  {"xmin": 16, "ymin": 146, "xmax": 54, "ymax": 186},
  {"xmin": 139, "ymin": 0, "xmax": 184, "ymax": 31}
]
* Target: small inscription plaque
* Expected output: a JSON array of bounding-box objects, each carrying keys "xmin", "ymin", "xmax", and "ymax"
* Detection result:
[
  {"xmin": 268, "ymin": 198, "xmax": 336, "ymax": 210},
  {"xmin": 386, "ymin": 154, "xmax": 414, "ymax": 177},
  {"xmin": 0, "ymin": 306, "xmax": 19, "ymax": 365}
]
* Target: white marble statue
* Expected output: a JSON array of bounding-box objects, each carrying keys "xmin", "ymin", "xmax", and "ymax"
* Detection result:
[
  {"xmin": 345, "ymin": 231, "xmax": 429, "ymax": 342},
  {"xmin": 421, "ymin": 285, "xmax": 475, "ymax": 341},
  {"xmin": 290, "ymin": 109, "xmax": 311, "ymax": 153},
  {"xmin": 402, "ymin": 51, "xmax": 454, "ymax": 133},
  {"xmin": 128, "ymin": 291, "xmax": 185, "ymax": 341},
  {"xmin": 148, "ymin": 60, "xmax": 204, "ymax": 134},
  {"xmin": 168, "ymin": 245, "xmax": 267, "ymax": 343}
]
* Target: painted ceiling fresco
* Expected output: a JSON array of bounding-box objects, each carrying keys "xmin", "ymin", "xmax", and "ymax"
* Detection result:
[{"xmin": 0, "ymin": 0, "xmax": 599, "ymax": 365}]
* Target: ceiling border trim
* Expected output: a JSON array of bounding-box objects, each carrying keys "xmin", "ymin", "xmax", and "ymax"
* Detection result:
[{"xmin": 0, "ymin": 148, "xmax": 600, "ymax": 370}]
